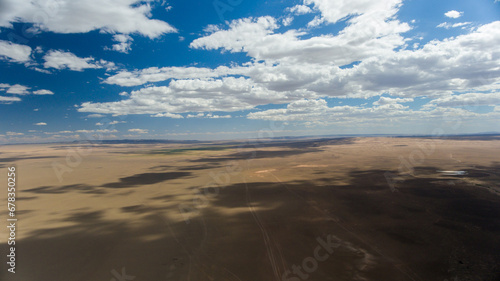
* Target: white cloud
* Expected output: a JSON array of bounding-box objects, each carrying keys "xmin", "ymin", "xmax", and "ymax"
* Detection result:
[
  {"xmin": 128, "ymin": 128, "xmax": 148, "ymax": 134},
  {"xmin": 186, "ymin": 113, "xmax": 231, "ymax": 119},
  {"xmin": 75, "ymin": 129, "xmax": 117, "ymax": 133},
  {"xmin": 0, "ymin": 83, "xmax": 54, "ymax": 100},
  {"xmin": 0, "ymin": 0, "xmax": 176, "ymax": 38},
  {"xmin": 0, "ymin": 40, "xmax": 32, "ymax": 63},
  {"xmin": 107, "ymin": 34, "xmax": 133, "ymax": 53},
  {"xmin": 80, "ymin": 77, "xmax": 288, "ymax": 115},
  {"xmin": 104, "ymin": 65, "xmax": 245, "ymax": 87},
  {"xmin": 81, "ymin": 20, "xmax": 500, "ymax": 118},
  {"xmin": 373, "ymin": 97, "xmax": 413, "ymax": 105},
  {"xmin": 425, "ymin": 92, "xmax": 500, "ymax": 107},
  {"xmin": 282, "ymin": 16, "xmax": 294, "ymax": 27},
  {"xmin": 95, "ymin": 122, "xmax": 104, "ymax": 126},
  {"xmin": 246, "ymin": 98, "xmax": 490, "ymax": 127},
  {"xmin": 153, "ymin": 113, "xmax": 184, "ymax": 118},
  {"xmin": 444, "ymin": 10, "xmax": 463, "ymax": 19},
  {"xmin": 286, "ymin": 5, "xmax": 312, "ymax": 15},
  {"xmin": 6, "ymin": 84, "xmax": 30, "ymax": 95},
  {"xmin": 437, "ymin": 22, "xmax": 471, "ymax": 29},
  {"xmin": 191, "ymin": 8, "xmax": 410, "ymax": 66},
  {"xmin": 35, "ymin": 122, "xmax": 47, "ymax": 126},
  {"xmin": 0, "ymin": 96, "xmax": 21, "ymax": 103},
  {"xmin": 307, "ymin": 16, "xmax": 324, "ymax": 27},
  {"xmin": 6, "ymin": 132, "xmax": 24, "ymax": 136},
  {"xmin": 303, "ymin": 0, "xmax": 403, "ymax": 24},
  {"xmin": 77, "ymin": 1, "xmax": 500, "ymax": 128},
  {"xmin": 109, "ymin": 120, "xmax": 127, "ymax": 125},
  {"xmin": 86, "ymin": 114, "xmax": 105, "ymax": 118},
  {"xmin": 33, "ymin": 89, "xmax": 54, "ymax": 95},
  {"xmin": 43, "ymin": 50, "xmax": 109, "ymax": 71}
]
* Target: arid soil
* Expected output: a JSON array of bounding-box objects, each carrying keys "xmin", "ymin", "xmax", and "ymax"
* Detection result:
[{"xmin": 1, "ymin": 137, "xmax": 499, "ymax": 281}]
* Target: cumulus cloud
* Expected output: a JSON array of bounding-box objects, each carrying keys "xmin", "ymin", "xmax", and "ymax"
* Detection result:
[
  {"xmin": 35, "ymin": 122, "xmax": 47, "ymax": 126},
  {"xmin": 286, "ymin": 5, "xmax": 312, "ymax": 15},
  {"xmin": 6, "ymin": 131, "xmax": 24, "ymax": 136},
  {"xmin": 152, "ymin": 113, "xmax": 184, "ymax": 118},
  {"xmin": 0, "ymin": 96, "xmax": 21, "ymax": 103},
  {"xmin": 77, "ymin": 2, "xmax": 500, "ymax": 128},
  {"xmin": 109, "ymin": 120, "xmax": 127, "ymax": 125},
  {"xmin": 425, "ymin": 92, "xmax": 500, "ymax": 107},
  {"xmin": 107, "ymin": 34, "xmax": 134, "ymax": 53},
  {"xmin": 303, "ymin": 0, "xmax": 403, "ymax": 24},
  {"xmin": 0, "ymin": 40, "xmax": 32, "ymax": 63},
  {"xmin": 79, "ymin": 77, "xmax": 289, "ymax": 116},
  {"xmin": 373, "ymin": 97, "xmax": 413, "ymax": 105},
  {"xmin": 104, "ymin": 65, "xmax": 246, "ymax": 87},
  {"xmin": 190, "ymin": 6, "xmax": 410, "ymax": 66},
  {"xmin": 186, "ymin": 113, "xmax": 231, "ymax": 119},
  {"xmin": 75, "ymin": 129, "xmax": 118, "ymax": 133},
  {"xmin": 128, "ymin": 128, "xmax": 148, "ymax": 134},
  {"xmin": 33, "ymin": 89, "xmax": 54, "ymax": 95},
  {"xmin": 0, "ymin": 0, "xmax": 176, "ymax": 38},
  {"xmin": 437, "ymin": 22, "xmax": 471, "ymax": 29},
  {"xmin": 246, "ymin": 98, "xmax": 490, "ymax": 127},
  {"xmin": 5, "ymin": 84, "xmax": 30, "ymax": 95},
  {"xmin": 444, "ymin": 10, "xmax": 463, "ymax": 19},
  {"xmin": 43, "ymin": 50, "xmax": 114, "ymax": 71},
  {"xmin": 0, "ymin": 83, "xmax": 54, "ymax": 100}
]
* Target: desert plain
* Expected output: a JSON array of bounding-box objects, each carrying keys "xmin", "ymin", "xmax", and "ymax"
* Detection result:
[{"xmin": 1, "ymin": 136, "xmax": 499, "ymax": 281}]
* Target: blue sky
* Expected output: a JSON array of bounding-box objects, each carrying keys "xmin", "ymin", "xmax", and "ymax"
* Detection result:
[{"xmin": 0, "ymin": 0, "xmax": 499, "ymax": 143}]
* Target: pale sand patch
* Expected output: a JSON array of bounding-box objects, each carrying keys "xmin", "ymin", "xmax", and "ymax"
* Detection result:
[
  {"xmin": 254, "ymin": 169, "xmax": 276, "ymax": 174},
  {"xmin": 294, "ymin": 164, "xmax": 329, "ymax": 168}
]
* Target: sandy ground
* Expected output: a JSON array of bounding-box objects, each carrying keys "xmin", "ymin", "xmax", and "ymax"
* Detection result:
[{"xmin": 0, "ymin": 137, "xmax": 499, "ymax": 281}]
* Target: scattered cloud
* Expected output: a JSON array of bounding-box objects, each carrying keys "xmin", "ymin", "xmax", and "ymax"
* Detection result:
[
  {"xmin": 425, "ymin": 92, "xmax": 500, "ymax": 108},
  {"xmin": 107, "ymin": 34, "xmax": 134, "ymax": 53},
  {"xmin": 35, "ymin": 122, "xmax": 47, "ymax": 126},
  {"xmin": 373, "ymin": 97, "xmax": 413, "ymax": 105},
  {"xmin": 84, "ymin": 19, "xmax": 500, "ymax": 120},
  {"xmin": 186, "ymin": 113, "xmax": 231, "ymax": 119},
  {"xmin": 86, "ymin": 114, "xmax": 105, "ymax": 118},
  {"xmin": 0, "ymin": 96, "xmax": 21, "ymax": 103},
  {"xmin": 0, "ymin": 0, "xmax": 177, "ymax": 38},
  {"xmin": 43, "ymin": 50, "xmax": 113, "ymax": 71},
  {"xmin": 5, "ymin": 84, "xmax": 30, "ymax": 95},
  {"xmin": 0, "ymin": 40, "xmax": 32, "ymax": 63},
  {"xmin": 246, "ymin": 98, "xmax": 493, "ymax": 127},
  {"xmin": 104, "ymin": 65, "xmax": 244, "ymax": 87},
  {"xmin": 152, "ymin": 113, "xmax": 184, "ymax": 118},
  {"xmin": 0, "ymin": 83, "xmax": 54, "ymax": 103},
  {"xmin": 128, "ymin": 128, "xmax": 148, "ymax": 134},
  {"xmin": 444, "ymin": 10, "xmax": 463, "ymax": 19},
  {"xmin": 6, "ymin": 131, "xmax": 24, "ymax": 136},
  {"xmin": 190, "ymin": 8, "xmax": 410, "ymax": 66},
  {"xmin": 33, "ymin": 89, "xmax": 54, "ymax": 95},
  {"xmin": 437, "ymin": 22, "xmax": 471, "ymax": 29},
  {"xmin": 286, "ymin": 5, "xmax": 312, "ymax": 15}
]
